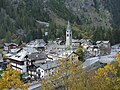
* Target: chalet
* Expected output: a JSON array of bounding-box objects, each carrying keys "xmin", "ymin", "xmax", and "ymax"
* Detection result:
[
  {"xmin": 35, "ymin": 61, "xmax": 58, "ymax": 79},
  {"xmin": 72, "ymin": 39, "xmax": 81, "ymax": 49},
  {"xmin": 27, "ymin": 61, "xmax": 58, "ymax": 79},
  {"xmin": 96, "ymin": 41, "xmax": 111, "ymax": 56},
  {"xmin": 80, "ymin": 39, "xmax": 93, "ymax": 50},
  {"xmin": 47, "ymin": 51, "xmax": 79, "ymax": 62},
  {"xmin": 54, "ymin": 38, "xmax": 65, "ymax": 45},
  {"xmin": 27, "ymin": 52, "xmax": 48, "ymax": 74},
  {"xmin": 26, "ymin": 52, "xmax": 54, "ymax": 79},
  {"xmin": 84, "ymin": 45, "xmax": 100, "ymax": 59},
  {"xmin": 7, "ymin": 50, "xmax": 28, "ymax": 73},
  {"xmin": 4, "ymin": 43, "xmax": 18, "ymax": 52},
  {"xmin": 67, "ymin": 52, "xmax": 80, "ymax": 63},
  {"xmin": 26, "ymin": 39, "xmax": 46, "ymax": 51}
]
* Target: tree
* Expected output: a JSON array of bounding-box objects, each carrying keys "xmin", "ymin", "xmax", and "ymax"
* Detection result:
[
  {"xmin": 0, "ymin": 64, "xmax": 29, "ymax": 90},
  {"xmin": 41, "ymin": 52, "xmax": 120, "ymax": 90},
  {"xmin": 76, "ymin": 47, "xmax": 84, "ymax": 62},
  {"xmin": 90, "ymin": 53, "xmax": 120, "ymax": 90},
  {"xmin": 5, "ymin": 31, "xmax": 12, "ymax": 43},
  {"xmin": 41, "ymin": 58, "xmax": 83, "ymax": 90},
  {"xmin": 91, "ymin": 64, "xmax": 120, "ymax": 90},
  {"xmin": 116, "ymin": 52, "xmax": 120, "ymax": 67}
]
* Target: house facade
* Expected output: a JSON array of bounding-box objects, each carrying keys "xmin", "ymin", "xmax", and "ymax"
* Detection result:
[
  {"xmin": 27, "ymin": 61, "xmax": 58, "ymax": 79},
  {"xmin": 72, "ymin": 39, "xmax": 81, "ymax": 49},
  {"xmin": 7, "ymin": 50, "xmax": 28, "ymax": 73},
  {"xmin": 84, "ymin": 45, "xmax": 100, "ymax": 59},
  {"xmin": 26, "ymin": 39, "xmax": 46, "ymax": 51},
  {"xmin": 4, "ymin": 43, "xmax": 18, "ymax": 52},
  {"xmin": 27, "ymin": 52, "xmax": 49, "ymax": 78},
  {"xmin": 96, "ymin": 41, "xmax": 111, "ymax": 56},
  {"xmin": 27, "ymin": 52, "xmax": 48, "ymax": 64},
  {"xmin": 80, "ymin": 39, "xmax": 93, "ymax": 50},
  {"xmin": 67, "ymin": 52, "xmax": 80, "ymax": 63}
]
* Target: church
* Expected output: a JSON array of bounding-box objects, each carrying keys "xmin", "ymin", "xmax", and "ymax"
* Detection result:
[{"xmin": 65, "ymin": 21, "xmax": 81, "ymax": 50}]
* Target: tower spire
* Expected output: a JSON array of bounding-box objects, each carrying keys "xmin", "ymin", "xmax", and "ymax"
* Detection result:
[{"xmin": 67, "ymin": 21, "xmax": 71, "ymax": 31}]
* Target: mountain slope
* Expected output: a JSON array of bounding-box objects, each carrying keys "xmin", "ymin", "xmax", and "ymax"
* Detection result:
[{"xmin": 0, "ymin": 0, "xmax": 120, "ymax": 44}]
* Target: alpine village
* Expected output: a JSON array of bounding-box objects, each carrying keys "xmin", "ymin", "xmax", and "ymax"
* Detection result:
[{"xmin": 0, "ymin": 0, "xmax": 120, "ymax": 90}]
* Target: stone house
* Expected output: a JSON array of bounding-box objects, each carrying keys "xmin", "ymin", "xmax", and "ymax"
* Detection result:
[
  {"xmin": 7, "ymin": 50, "xmax": 28, "ymax": 73},
  {"xmin": 84, "ymin": 45, "xmax": 100, "ymax": 59},
  {"xmin": 27, "ymin": 61, "xmax": 58, "ymax": 79},
  {"xmin": 26, "ymin": 39, "xmax": 46, "ymax": 51},
  {"xmin": 80, "ymin": 39, "xmax": 93, "ymax": 50},
  {"xmin": 4, "ymin": 43, "xmax": 18, "ymax": 52},
  {"xmin": 96, "ymin": 41, "xmax": 111, "ymax": 56}
]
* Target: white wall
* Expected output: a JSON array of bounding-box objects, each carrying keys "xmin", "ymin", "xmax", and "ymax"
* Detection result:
[
  {"xmin": 11, "ymin": 62, "xmax": 27, "ymax": 73},
  {"xmin": 36, "ymin": 67, "xmax": 45, "ymax": 78},
  {"xmin": 36, "ymin": 67, "xmax": 56, "ymax": 78}
]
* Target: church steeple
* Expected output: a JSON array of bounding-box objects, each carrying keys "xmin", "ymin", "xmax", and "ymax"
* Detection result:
[
  {"xmin": 67, "ymin": 21, "xmax": 71, "ymax": 31},
  {"xmin": 66, "ymin": 21, "xmax": 72, "ymax": 47}
]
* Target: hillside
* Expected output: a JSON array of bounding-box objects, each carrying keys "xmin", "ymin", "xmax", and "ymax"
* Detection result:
[{"xmin": 0, "ymin": 0, "xmax": 120, "ymax": 44}]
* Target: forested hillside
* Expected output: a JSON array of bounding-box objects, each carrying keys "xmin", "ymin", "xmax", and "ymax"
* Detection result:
[{"xmin": 0, "ymin": 0, "xmax": 120, "ymax": 44}]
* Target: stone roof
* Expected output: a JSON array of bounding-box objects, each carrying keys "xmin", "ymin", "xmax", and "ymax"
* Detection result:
[
  {"xmin": 35, "ymin": 61, "xmax": 58, "ymax": 70},
  {"xmin": 8, "ymin": 50, "xmax": 28, "ymax": 61},
  {"xmin": 72, "ymin": 39, "xmax": 81, "ymax": 43},
  {"xmin": 26, "ymin": 39, "xmax": 46, "ymax": 48},
  {"xmin": 28, "ymin": 52, "xmax": 47, "ymax": 61},
  {"xmin": 4, "ymin": 43, "xmax": 18, "ymax": 46},
  {"xmin": 80, "ymin": 39, "xmax": 93, "ymax": 45},
  {"xmin": 96, "ymin": 41, "xmax": 110, "ymax": 44},
  {"xmin": 23, "ymin": 47, "xmax": 39, "ymax": 54}
]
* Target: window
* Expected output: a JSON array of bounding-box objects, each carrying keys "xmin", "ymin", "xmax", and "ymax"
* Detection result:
[{"xmin": 67, "ymin": 34, "xmax": 69, "ymax": 36}]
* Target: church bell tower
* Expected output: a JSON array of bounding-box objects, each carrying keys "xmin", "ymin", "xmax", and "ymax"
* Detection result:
[{"xmin": 66, "ymin": 21, "xmax": 72, "ymax": 47}]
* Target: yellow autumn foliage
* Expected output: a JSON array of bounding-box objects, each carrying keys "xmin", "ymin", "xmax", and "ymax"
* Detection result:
[
  {"xmin": 41, "ymin": 53, "xmax": 120, "ymax": 90},
  {"xmin": 116, "ymin": 52, "xmax": 120, "ymax": 66},
  {"xmin": 92, "ymin": 63, "xmax": 120, "ymax": 90},
  {"xmin": 0, "ymin": 64, "xmax": 29, "ymax": 90}
]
